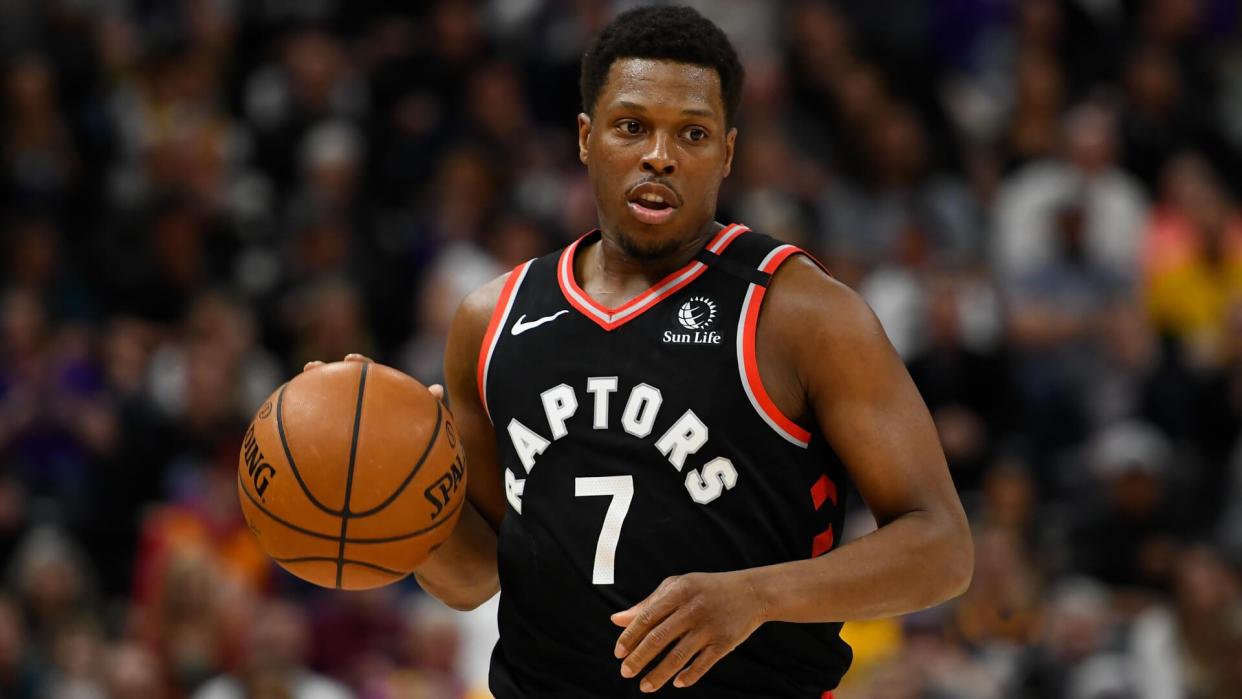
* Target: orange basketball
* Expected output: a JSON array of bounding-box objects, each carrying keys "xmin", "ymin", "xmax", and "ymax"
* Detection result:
[{"xmin": 237, "ymin": 361, "xmax": 466, "ymax": 590}]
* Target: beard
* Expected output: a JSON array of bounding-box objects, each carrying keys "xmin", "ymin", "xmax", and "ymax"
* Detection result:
[{"xmin": 612, "ymin": 226, "xmax": 686, "ymax": 261}]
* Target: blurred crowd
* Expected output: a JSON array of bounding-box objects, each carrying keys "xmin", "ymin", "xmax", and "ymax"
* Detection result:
[{"xmin": 1, "ymin": 0, "xmax": 1242, "ymax": 697}]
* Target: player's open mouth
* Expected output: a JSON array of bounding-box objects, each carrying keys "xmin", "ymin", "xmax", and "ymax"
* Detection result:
[{"xmin": 626, "ymin": 182, "xmax": 680, "ymax": 225}]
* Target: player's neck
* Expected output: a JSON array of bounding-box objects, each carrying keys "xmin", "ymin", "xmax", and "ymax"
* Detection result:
[
  {"xmin": 593, "ymin": 224, "xmax": 720, "ymax": 281},
  {"xmin": 575, "ymin": 223, "xmax": 721, "ymax": 309}
]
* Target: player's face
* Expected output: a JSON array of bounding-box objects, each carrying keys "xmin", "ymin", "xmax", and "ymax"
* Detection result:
[{"xmin": 578, "ymin": 58, "xmax": 737, "ymax": 260}]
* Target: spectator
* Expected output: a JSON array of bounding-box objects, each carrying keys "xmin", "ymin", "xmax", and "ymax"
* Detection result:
[
  {"xmin": 194, "ymin": 599, "xmax": 351, "ymax": 699},
  {"xmin": 1120, "ymin": 44, "xmax": 1202, "ymax": 190},
  {"xmin": 818, "ymin": 100, "xmax": 982, "ymax": 269},
  {"xmin": 1130, "ymin": 546, "xmax": 1241, "ymax": 699},
  {"xmin": 43, "ymin": 618, "xmax": 107, "ymax": 699},
  {"xmin": 3, "ymin": 54, "xmax": 79, "ymax": 205},
  {"xmin": 1217, "ymin": 604, "xmax": 1242, "ymax": 699},
  {"xmin": 994, "ymin": 103, "xmax": 1147, "ymax": 288},
  {"xmin": 308, "ymin": 587, "xmax": 406, "ymax": 688},
  {"xmin": 103, "ymin": 641, "xmax": 165, "ymax": 699},
  {"xmin": 1143, "ymin": 153, "xmax": 1242, "ymax": 367},
  {"xmin": 950, "ymin": 527, "xmax": 1041, "ymax": 652},
  {"xmin": 10, "ymin": 526, "xmax": 94, "ymax": 624},
  {"xmin": 1068, "ymin": 421, "xmax": 1181, "ymax": 593},
  {"xmin": 245, "ymin": 29, "xmax": 367, "ymax": 189},
  {"xmin": 907, "ymin": 274, "xmax": 1010, "ymax": 490},
  {"xmin": 400, "ymin": 242, "xmax": 500, "ymax": 386},
  {"xmin": 1004, "ymin": 50, "xmax": 1066, "ymax": 169},
  {"xmin": 0, "ymin": 594, "xmax": 40, "ymax": 699},
  {"xmin": 1018, "ymin": 577, "xmax": 1135, "ymax": 699}
]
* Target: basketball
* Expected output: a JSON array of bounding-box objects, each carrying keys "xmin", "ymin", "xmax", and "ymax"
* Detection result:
[{"xmin": 237, "ymin": 361, "xmax": 467, "ymax": 590}]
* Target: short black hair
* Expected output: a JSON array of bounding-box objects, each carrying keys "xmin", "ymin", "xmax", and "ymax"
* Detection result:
[{"xmin": 580, "ymin": 5, "xmax": 744, "ymax": 127}]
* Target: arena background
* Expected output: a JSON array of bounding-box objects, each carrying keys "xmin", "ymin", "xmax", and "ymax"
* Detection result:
[{"xmin": 2, "ymin": 0, "xmax": 1242, "ymax": 697}]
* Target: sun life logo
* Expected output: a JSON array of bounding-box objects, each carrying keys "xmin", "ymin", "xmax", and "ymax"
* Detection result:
[
  {"xmin": 665, "ymin": 297, "xmax": 723, "ymax": 345},
  {"xmin": 677, "ymin": 296, "xmax": 717, "ymax": 330}
]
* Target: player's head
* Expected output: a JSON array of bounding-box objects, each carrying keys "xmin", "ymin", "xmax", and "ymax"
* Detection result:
[{"xmin": 577, "ymin": 6, "xmax": 744, "ymax": 260}]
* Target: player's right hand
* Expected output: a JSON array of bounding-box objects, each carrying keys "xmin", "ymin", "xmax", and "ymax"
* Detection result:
[
  {"xmin": 302, "ymin": 352, "xmax": 372, "ymax": 372},
  {"xmin": 302, "ymin": 355, "xmax": 444, "ymax": 401}
]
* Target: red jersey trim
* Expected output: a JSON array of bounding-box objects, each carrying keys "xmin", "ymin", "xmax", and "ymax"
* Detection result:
[
  {"xmin": 759, "ymin": 244, "xmax": 813, "ymax": 275},
  {"xmin": 736, "ymin": 244, "xmax": 815, "ymax": 448},
  {"xmin": 477, "ymin": 260, "xmax": 533, "ymax": 422},
  {"xmin": 557, "ymin": 224, "xmax": 748, "ymax": 332},
  {"xmin": 811, "ymin": 474, "xmax": 838, "ymax": 510},
  {"xmin": 706, "ymin": 222, "xmax": 747, "ymax": 253},
  {"xmin": 812, "ymin": 525, "xmax": 835, "ymax": 557}
]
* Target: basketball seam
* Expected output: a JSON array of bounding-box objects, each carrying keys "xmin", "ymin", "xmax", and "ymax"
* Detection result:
[
  {"xmin": 348, "ymin": 400, "xmax": 443, "ymax": 518},
  {"xmin": 270, "ymin": 556, "xmax": 405, "ymax": 577},
  {"xmin": 335, "ymin": 362, "xmax": 369, "ymax": 589},
  {"xmin": 238, "ymin": 472, "xmax": 464, "ymax": 542},
  {"xmin": 276, "ymin": 382, "xmax": 348, "ymax": 516}
]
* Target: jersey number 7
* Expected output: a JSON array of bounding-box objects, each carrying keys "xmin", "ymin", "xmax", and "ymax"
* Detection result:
[{"xmin": 575, "ymin": 475, "xmax": 634, "ymax": 585}]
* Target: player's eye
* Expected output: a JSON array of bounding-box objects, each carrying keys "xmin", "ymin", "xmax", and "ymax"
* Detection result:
[
  {"xmin": 685, "ymin": 127, "xmax": 708, "ymax": 142},
  {"xmin": 617, "ymin": 119, "xmax": 643, "ymax": 135}
]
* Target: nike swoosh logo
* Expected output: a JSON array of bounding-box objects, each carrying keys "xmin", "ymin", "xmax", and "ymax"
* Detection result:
[{"xmin": 511, "ymin": 310, "xmax": 569, "ymax": 336}]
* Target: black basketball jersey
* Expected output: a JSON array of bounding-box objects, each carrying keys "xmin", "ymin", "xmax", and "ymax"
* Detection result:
[{"xmin": 478, "ymin": 224, "xmax": 852, "ymax": 698}]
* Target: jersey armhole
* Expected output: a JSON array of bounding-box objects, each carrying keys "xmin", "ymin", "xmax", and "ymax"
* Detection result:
[
  {"xmin": 735, "ymin": 245, "xmax": 829, "ymax": 448},
  {"xmin": 476, "ymin": 260, "xmax": 534, "ymax": 423}
]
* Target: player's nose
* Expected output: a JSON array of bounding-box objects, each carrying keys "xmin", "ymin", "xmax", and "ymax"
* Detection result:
[{"xmin": 641, "ymin": 132, "xmax": 676, "ymax": 175}]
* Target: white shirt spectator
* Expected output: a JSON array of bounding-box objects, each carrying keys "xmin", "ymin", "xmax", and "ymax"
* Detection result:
[
  {"xmin": 192, "ymin": 672, "xmax": 354, "ymax": 699},
  {"xmin": 994, "ymin": 160, "xmax": 1146, "ymax": 285},
  {"xmin": 994, "ymin": 104, "xmax": 1148, "ymax": 287}
]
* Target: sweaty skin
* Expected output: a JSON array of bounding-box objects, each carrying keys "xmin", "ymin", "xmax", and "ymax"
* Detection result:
[
  {"xmin": 314, "ymin": 58, "xmax": 973, "ymax": 693},
  {"xmin": 576, "ymin": 58, "xmax": 735, "ymax": 275}
]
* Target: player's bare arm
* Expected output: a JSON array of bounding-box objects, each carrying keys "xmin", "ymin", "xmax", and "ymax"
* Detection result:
[
  {"xmin": 612, "ymin": 257, "xmax": 974, "ymax": 691},
  {"xmin": 300, "ymin": 275, "xmax": 509, "ymax": 611},
  {"xmin": 409, "ymin": 273, "xmax": 511, "ymax": 610}
]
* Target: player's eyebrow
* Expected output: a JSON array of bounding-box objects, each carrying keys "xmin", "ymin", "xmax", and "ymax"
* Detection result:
[{"xmin": 616, "ymin": 101, "xmax": 715, "ymax": 119}]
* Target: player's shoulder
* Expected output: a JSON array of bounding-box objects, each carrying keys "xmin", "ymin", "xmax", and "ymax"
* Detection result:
[
  {"xmin": 446, "ymin": 270, "xmax": 514, "ymax": 362},
  {"xmin": 446, "ymin": 269, "xmax": 519, "ymax": 394},
  {"xmin": 760, "ymin": 247, "xmax": 885, "ymax": 354},
  {"xmin": 457, "ymin": 239, "xmax": 573, "ymax": 333},
  {"xmin": 768, "ymin": 253, "xmax": 844, "ymax": 299},
  {"xmin": 722, "ymin": 228, "xmax": 846, "ymax": 305},
  {"xmin": 459, "ymin": 270, "xmax": 514, "ymax": 325},
  {"xmin": 717, "ymin": 226, "xmax": 861, "ymax": 327}
]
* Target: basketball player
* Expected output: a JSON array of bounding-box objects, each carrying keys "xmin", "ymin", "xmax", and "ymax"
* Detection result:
[{"xmin": 308, "ymin": 6, "xmax": 972, "ymax": 696}]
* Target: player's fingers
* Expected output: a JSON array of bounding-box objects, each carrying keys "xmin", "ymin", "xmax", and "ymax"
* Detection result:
[
  {"xmin": 612, "ymin": 592, "xmax": 676, "ymax": 658},
  {"xmin": 612, "ymin": 606, "xmax": 638, "ymax": 628},
  {"xmin": 636, "ymin": 634, "xmax": 703, "ymax": 693},
  {"xmin": 302, "ymin": 361, "xmax": 325, "ymax": 372},
  {"xmin": 619, "ymin": 610, "xmax": 689, "ymax": 680},
  {"xmin": 613, "ymin": 576, "xmax": 687, "ymax": 657},
  {"xmin": 428, "ymin": 384, "xmax": 445, "ymax": 400},
  {"xmin": 672, "ymin": 643, "xmax": 727, "ymax": 688},
  {"xmin": 343, "ymin": 353, "xmax": 373, "ymax": 363}
]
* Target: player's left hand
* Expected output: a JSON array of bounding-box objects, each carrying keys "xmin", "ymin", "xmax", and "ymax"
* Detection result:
[{"xmin": 611, "ymin": 571, "xmax": 767, "ymax": 692}]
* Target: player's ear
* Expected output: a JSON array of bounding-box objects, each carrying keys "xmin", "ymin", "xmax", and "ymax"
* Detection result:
[
  {"xmin": 723, "ymin": 126, "xmax": 737, "ymax": 178},
  {"xmin": 577, "ymin": 113, "xmax": 592, "ymax": 164}
]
